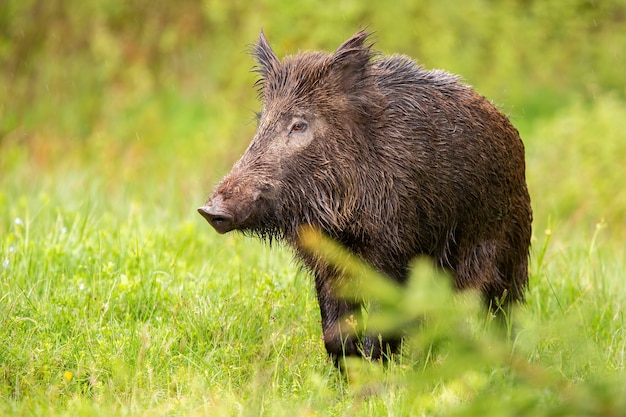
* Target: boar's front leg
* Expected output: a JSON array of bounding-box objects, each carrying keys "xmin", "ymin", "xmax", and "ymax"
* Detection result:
[
  {"xmin": 314, "ymin": 270, "xmax": 359, "ymax": 362},
  {"xmin": 314, "ymin": 268, "xmax": 392, "ymax": 365}
]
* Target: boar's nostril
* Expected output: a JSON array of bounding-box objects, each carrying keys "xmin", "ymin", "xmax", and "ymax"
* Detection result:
[{"xmin": 197, "ymin": 206, "xmax": 235, "ymax": 234}]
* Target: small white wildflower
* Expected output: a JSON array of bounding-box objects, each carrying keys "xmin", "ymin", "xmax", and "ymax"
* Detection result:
[
  {"xmin": 79, "ymin": 283, "xmax": 85, "ymax": 291},
  {"xmin": 8, "ymin": 246, "xmax": 15, "ymax": 253},
  {"xmin": 14, "ymin": 218, "xmax": 24, "ymax": 227},
  {"xmin": 2, "ymin": 258, "xmax": 8, "ymax": 269},
  {"xmin": 61, "ymin": 227, "xmax": 67, "ymax": 234}
]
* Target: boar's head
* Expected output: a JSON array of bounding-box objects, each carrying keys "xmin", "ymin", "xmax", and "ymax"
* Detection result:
[{"xmin": 198, "ymin": 30, "xmax": 382, "ymax": 243}]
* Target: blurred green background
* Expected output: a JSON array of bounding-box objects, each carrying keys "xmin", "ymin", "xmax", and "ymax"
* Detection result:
[{"xmin": 1, "ymin": 0, "xmax": 626, "ymax": 237}]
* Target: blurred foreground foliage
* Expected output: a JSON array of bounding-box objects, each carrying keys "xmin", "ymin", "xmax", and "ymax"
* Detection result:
[{"xmin": 300, "ymin": 229, "xmax": 626, "ymax": 416}]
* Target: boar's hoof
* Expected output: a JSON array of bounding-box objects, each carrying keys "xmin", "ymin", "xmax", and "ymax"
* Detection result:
[{"xmin": 197, "ymin": 206, "xmax": 235, "ymax": 234}]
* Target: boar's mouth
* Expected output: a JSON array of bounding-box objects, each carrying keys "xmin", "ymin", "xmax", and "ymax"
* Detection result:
[
  {"xmin": 197, "ymin": 193, "xmax": 243, "ymax": 234},
  {"xmin": 199, "ymin": 182, "xmax": 278, "ymax": 235},
  {"xmin": 197, "ymin": 205, "xmax": 236, "ymax": 234},
  {"xmin": 198, "ymin": 190, "xmax": 272, "ymax": 235}
]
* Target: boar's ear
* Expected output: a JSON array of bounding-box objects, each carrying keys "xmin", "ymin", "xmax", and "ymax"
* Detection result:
[
  {"xmin": 330, "ymin": 30, "xmax": 375, "ymax": 87},
  {"xmin": 252, "ymin": 30, "xmax": 280, "ymax": 79}
]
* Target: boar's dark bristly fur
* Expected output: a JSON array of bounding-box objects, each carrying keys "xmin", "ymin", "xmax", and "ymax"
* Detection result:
[{"xmin": 198, "ymin": 30, "xmax": 532, "ymax": 365}]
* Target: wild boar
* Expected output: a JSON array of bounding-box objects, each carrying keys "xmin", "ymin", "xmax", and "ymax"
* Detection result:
[{"xmin": 198, "ymin": 30, "xmax": 532, "ymax": 364}]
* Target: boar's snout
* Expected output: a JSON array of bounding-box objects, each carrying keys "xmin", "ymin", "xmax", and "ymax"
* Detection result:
[{"xmin": 197, "ymin": 196, "xmax": 235, "ymax": 234}]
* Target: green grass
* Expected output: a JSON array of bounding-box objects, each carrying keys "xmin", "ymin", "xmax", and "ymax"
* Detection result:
[
  {"xmin": 2, "ymin": 92, "xmax": 626, "ymax": 416},
  {"xmin": 2, "ymin": 1, "xmax": 626, "ymax": 415}
]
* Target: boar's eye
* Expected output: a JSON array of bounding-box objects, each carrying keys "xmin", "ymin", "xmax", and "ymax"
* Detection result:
[{"xmin": 289, "ymin": 122, "xmax": 307, "ymax": 134}]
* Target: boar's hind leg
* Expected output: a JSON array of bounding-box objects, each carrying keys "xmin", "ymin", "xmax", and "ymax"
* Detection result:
[
  {"xmin": 456, "ymin": 238, "xmax": 526, "ymax": 319},
  {"xmin": 455, "ymin": 240, "xmax": 508, "ymax": 310}
]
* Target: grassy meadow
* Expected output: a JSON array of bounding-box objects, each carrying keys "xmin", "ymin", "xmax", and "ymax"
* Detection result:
[{"xmin": 2, "ymin": 1, "xmax": 626, "ymax": 415}]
